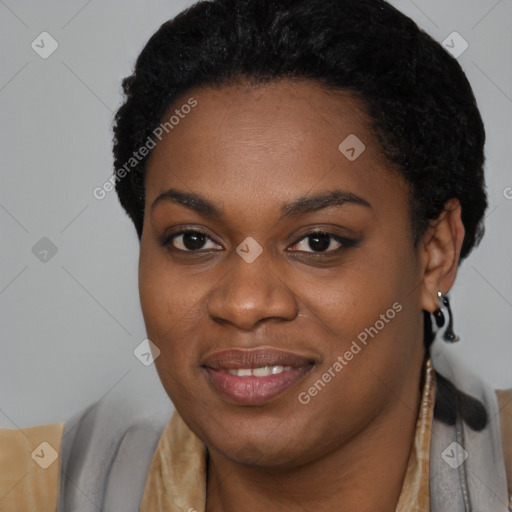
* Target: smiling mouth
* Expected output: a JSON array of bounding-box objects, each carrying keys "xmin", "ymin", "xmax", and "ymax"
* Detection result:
[
  {"xmin": 202, "ymin": 347, "xmax": 317, "ymax": 405},
  {"xmin": 223, "ymin": 365, "xmax": 294, "ymax": 377}
]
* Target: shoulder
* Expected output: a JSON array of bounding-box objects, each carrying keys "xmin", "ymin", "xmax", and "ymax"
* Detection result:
[
  {"xmin": 496, "ymin": 388, "xmax": 512, "ymax": 414},
  {"xmin": 496, "ymin": 388, "xmax": 512, "ymax": 510},
  {"xmin": 0, "ymin": 381, "xmax": 174, "ymax": 512},
  {"xmin": 58, "ymin": 391, "xmax": 173, "ymax": 512},
  {"xmin": 495, "ymin": 388, "xmax": 512, "ymax": 440},
  {"xmin": 496, "ymin": 388, "xmax": 512, "ymax": 446},
  {"xmin": 0, "ymin": 422, "xmax": 64, "ymax": 512}
]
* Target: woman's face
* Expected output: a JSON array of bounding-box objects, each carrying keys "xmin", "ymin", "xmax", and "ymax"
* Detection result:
[{"xmin": 139, "ymin": 79, "xmax": 427, "ymax": 468}]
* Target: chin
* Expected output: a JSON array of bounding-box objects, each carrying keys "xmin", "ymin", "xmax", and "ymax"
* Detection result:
[
  {"xmin": 218, "ymin": 436, "xmax": 310, "ymax": 470},
  {"xmin": 201, "ymin": 412, "xmax": 320, "ymax": 470}
]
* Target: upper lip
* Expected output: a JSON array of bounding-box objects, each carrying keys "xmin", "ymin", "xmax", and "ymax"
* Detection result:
[{"xmin": 203, "ymin": 347, "xmax": 317, "ymax": 370}]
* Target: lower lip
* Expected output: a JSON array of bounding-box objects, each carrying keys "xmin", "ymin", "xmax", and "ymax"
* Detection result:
[{"xmin": 204, "ymin": 366, "xmax": 313, "ymax": 405}]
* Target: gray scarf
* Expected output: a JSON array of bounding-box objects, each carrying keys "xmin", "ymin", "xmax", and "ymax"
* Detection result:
[
  {"xmin": 430, "ymin": 345, "xmax": 509, "ymax": 511},
  {"xmin": 57, "ymin": 347, "xmax": 510, "ymax": 511}
]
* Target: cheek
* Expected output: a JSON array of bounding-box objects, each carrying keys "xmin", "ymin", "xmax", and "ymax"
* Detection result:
[
  {"xmin": 293, "ymin": 261, "xmax": 418, "ymax": 435},
  {"xmin": 138, "ymin": 250, "xmax": 187, "ymax": 372},
  {"xmin": 303, "ymin": 234, "xmax": 420, "ymax": 376},
  {"xmin": 139, "ymin": 243, "xmax": 202, "ymax": 335},
  {"xmin": 308, "ymin": 249, "xmax": 406, "ymax": 326},
  {"xmin": 138, "ymin": 250, "xmax": 203, "ymax": 404}
]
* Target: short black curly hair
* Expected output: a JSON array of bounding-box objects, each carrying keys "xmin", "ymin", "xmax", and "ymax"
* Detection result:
[
  {"xmin": 112, "ymin": 0, "xmax": 489, "ymax": 430},
  {"xmin": 113, "ymin": 0, "xmax": 487, "ymax": 262}
]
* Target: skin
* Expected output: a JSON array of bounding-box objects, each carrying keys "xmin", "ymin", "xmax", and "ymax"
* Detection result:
[{"xmin": 138, "ymin": 79, "xmax": 465, "ymax": 512}]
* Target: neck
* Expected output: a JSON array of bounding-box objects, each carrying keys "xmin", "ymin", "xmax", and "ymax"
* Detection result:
[{"xmin": 205, "ymin": 350, "xmax": 426, "ymax": 512}]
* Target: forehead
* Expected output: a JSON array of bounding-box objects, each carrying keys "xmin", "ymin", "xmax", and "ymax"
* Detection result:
[{"xmin": 144, "ymin": 79, "xmax": 408, "ymax": 221}]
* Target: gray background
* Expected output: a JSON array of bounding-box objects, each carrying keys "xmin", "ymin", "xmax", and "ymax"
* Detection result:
[{"xmin": 0, "ymin": 0, "xmax": 511, "ymax": 428}]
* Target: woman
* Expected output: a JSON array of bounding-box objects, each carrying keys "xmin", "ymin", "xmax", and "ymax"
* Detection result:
[{"xmin": 1, "ymin": 0, "xmax": 511, "ymax": 510}]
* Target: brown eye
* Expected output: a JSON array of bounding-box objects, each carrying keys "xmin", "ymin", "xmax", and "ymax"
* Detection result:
[
  {"xmin": 164, "ymin": 230, "xmax": 222, "ymax": 252},
  {"xmin": 288, "ymin": 231, "xmax": 357, "ymax": 254}
]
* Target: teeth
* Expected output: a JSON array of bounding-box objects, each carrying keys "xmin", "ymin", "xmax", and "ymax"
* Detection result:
[
  {"xmin": 227, "ymin": 365, "xmax": 292, "ymax": 377},
  {"xmin": 253, "ymin": 366, "xmax": 273, "ymax": 377}
]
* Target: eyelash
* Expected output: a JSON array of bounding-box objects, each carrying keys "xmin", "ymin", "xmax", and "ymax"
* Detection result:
[{"xmin": 162, "ymin": 229, "xmax": 358, "ymax": 255}]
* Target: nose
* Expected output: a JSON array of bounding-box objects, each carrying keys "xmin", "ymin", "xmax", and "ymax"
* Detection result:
[{"xmin": 206, "ymin": 250, "xmax": 299, "ymax": 331}]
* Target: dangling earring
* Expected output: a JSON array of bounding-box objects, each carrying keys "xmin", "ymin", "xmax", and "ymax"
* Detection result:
[{"xmin": 433, "ymin": 291, "xmax": 460, "ymax": 342}]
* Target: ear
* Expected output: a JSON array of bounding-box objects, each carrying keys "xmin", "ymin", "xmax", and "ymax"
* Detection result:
[{"xmin": 419, "ymin": 198, "xmax": 465, "ymax": 313}]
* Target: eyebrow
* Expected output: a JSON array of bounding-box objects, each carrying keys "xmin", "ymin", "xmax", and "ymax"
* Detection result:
[{"xmin": 151, "ymin": 187, "xmax": 372, "ymax": 219}]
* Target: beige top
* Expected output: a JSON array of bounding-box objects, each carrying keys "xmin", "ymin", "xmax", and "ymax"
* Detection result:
[
  {"xmin": 0, "ymin": 422, "xmax": 64, "ymax": 512},
  {"xmin": 496, "ymin": 389, "xmax": 512, "ymax": 510}
]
